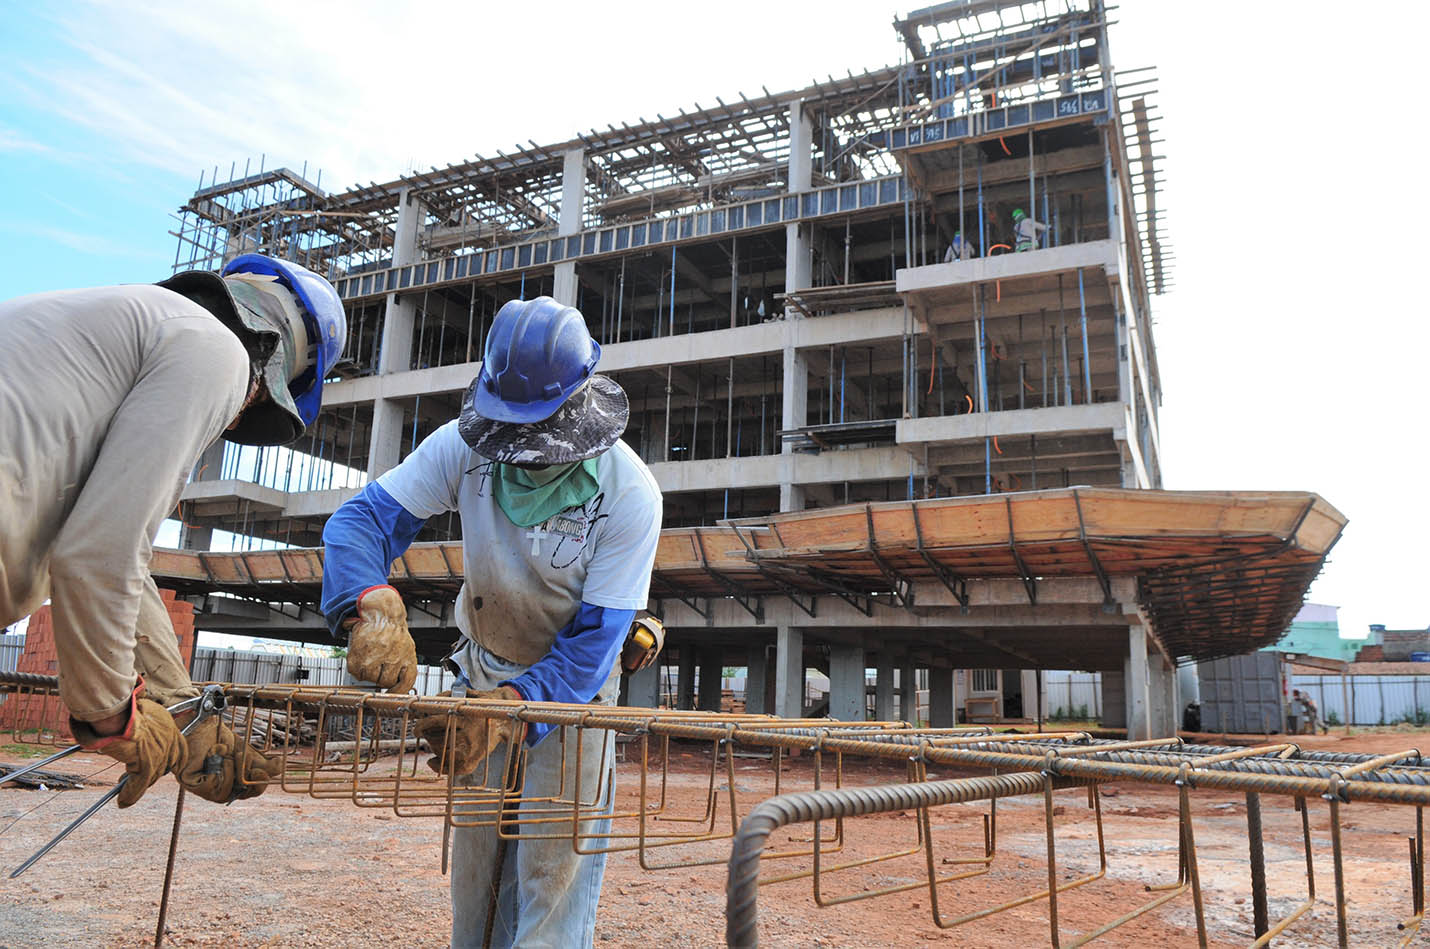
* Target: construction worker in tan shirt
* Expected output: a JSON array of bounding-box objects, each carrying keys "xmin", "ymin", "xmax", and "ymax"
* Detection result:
[{"xmin": 0, "ymin": 253, "xmax": 346, "ymax": 806}]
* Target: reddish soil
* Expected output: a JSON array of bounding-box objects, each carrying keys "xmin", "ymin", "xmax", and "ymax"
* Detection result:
[{"xmin": 2, "ymin": 730, "xmax": 1429, "ymax": 948}]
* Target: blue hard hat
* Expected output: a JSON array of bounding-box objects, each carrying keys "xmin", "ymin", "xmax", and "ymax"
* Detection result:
[
  {"xmin": 222, "ymin": 253, "xmax": 346, "ymax": 427},
  {"xmin": 471, "ymin": 296, "xmax": 600, "ymax": 424}
]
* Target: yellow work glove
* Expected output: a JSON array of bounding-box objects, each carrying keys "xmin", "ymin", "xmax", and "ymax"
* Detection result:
[
  {"xmin": 179, "ymin": 718, "xmax": 283, "ymax": 803},
  {"xmin": 70, "ymin": 684, "xmax": 187, "ymax": 808},
  {"xmin": 345, "ymin": 585, "xmax": 417, "ymax": 694},
  {"xmin": 414, "ymin": 686, "xmax": 524, "ymax": 776}
]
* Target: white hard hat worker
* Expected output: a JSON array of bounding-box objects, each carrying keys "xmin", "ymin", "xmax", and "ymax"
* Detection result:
[{"xmin": 0, "ymin": 253, "xmax": 345, "ymax": 807}]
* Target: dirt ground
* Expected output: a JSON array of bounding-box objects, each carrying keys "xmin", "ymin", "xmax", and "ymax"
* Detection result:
[{"xmin": 3, "ymin": 730, "xmax": 1430, "ymax": 948}]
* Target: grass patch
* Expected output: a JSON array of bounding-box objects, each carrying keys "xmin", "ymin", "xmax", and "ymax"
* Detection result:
[{"xmin": 1, "ymin": 743, "xmax": 49, "ymax": 758}]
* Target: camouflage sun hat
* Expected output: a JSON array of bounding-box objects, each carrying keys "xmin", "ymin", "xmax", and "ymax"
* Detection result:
[{"xmin": 458, "ymin": 374, "xmax": 629, "ymax": 464}]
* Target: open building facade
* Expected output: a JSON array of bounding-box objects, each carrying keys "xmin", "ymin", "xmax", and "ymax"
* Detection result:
[{"xmin": 168, "ymin": 1, "xmax": 1192, "ymax": 737}]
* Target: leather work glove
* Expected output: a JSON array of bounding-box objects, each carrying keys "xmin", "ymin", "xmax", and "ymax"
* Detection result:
[
  {"xmin": 70, "ymin": 685, "xmax": 187, "ymax": 808},
  {"xmin": 414, "ymin": 687, "xmax": 524, "ymax": 776},
  {"xmin": 178, "ymin": 718, "xmax": 283, "ymax": 803},
  {"xmin": 345, "ymin": 585, "xmax": 418, "ymax": 694}
]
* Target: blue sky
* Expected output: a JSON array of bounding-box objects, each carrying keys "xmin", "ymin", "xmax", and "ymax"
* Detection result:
[
  {"xmin": 0, "ymin": 9, "xmax": 183, "ymax": 293},
  {"xmin": 2, "ymin": 1, "xmax": 1427, "ymax": 643}
]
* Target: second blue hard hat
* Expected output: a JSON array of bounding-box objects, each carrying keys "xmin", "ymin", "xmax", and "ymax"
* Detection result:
[{"xmin": 471, "ymin": 296, "xmax": 600, "ymax": 423}]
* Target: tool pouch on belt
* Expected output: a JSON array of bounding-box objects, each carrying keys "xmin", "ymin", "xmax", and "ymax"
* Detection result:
[{"xmin": 621, "ymin": 615, "xmax": 665, "ymax": 673}]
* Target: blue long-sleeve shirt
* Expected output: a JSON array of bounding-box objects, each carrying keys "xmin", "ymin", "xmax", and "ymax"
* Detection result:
[{"xmin": 320, "ymin": 481, "xmax": 633, "ymax": 745}]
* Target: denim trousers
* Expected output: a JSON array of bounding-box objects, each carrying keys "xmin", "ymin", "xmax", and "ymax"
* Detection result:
[{"xmin": 447, "ymin": 639, "xmax": 618, "ymax": 949}]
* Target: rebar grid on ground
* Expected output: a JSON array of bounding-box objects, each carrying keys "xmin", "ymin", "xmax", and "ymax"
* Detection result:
[{"xmin": 4, "ymin": 674, "xmax": 1428, "ymax": 948}]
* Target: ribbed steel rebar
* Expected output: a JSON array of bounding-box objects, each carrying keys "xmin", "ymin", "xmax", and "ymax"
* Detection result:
[
  {"xmin": 970, "ymin": 741, "xmax": 1430, "ymax": 787},
  {"xmin": 725, "ymin": 772, "xmax": 1088, "ymax": 948},
  {"xmin": 12, "ymin": 676, "xmax": 1430, "ymax": 803}
]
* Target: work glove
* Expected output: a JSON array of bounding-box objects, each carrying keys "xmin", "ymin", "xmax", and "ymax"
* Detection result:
[
  {"xmin": 414, "ymin": 686, "xmax": 525, "ymax": 776},
  {"xmin": 345, "ymin": 585, "xmax": 418, "ymax": 694},
  {"xmin": 70, "ymin": 684, "xmax": 187, "ymax": 808},
  {"xmin": 178, "ymin": 718, "xmax": 283, "ymax": 803}
]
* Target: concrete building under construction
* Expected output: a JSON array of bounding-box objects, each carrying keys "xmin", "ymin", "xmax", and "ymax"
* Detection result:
[{"xmin": 160, "ymin": 0, "xmax": 1248, "ymax": 740}]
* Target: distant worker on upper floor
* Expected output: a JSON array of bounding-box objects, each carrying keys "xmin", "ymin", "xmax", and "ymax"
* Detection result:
[
  {"xmin": 1012, "ymin": 208, "xmax": 1050, "ymax": 252},
  {"xmin": 0, "ymin": 253, "xmax": 346, "ymax": 808},
  {"xmin": 943, "ymin": 231, "xmax": 976, "ymax": 263}
]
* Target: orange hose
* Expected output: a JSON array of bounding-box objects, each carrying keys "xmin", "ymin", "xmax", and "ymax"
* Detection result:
[
  {"xmin": 927, "ymin": 338, "xmax": 936, "ymax": 395},
  {"xmin": 999, "ymin": 136, "xmax": 1012, "ymax": 156},
  {"xmin": 1009, "ymin": 471, "xmax": 1023, "ymax": 490},
  {"xmin": 964, "ymin": 394, "xmax": 973, "ymax": 414},
  {"xmin": 993, "ymin": 435, "xmax": 1003, "ymax": 455},
  {"xmin": 989, "ymin": 243, "xmax": 1012, "ymax": 255}
]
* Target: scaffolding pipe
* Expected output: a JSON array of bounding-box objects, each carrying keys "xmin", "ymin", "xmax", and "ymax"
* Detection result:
[{"xmin": 1078, "ymin": 268, "xmax": 1093, "ymax": 403}]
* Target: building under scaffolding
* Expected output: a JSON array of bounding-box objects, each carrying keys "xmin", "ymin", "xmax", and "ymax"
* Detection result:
[{"xmin": 168, "ymin": 1, "xmax": 1194, "ymax": 736}]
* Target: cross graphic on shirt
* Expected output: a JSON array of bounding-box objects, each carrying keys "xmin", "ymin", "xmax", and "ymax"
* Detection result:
[{"xmin": 526, "ymin": 526, "xmax": 550, "ymax": 556}]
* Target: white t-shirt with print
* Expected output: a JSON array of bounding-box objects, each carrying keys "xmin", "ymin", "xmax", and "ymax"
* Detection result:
[{"xmin": 377, "ymin": 420, "xmax": 662, "ymax": 664}]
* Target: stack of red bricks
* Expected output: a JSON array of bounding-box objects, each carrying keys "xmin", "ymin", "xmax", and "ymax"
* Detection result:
[{"xmin": 0, "ymin": 589, "xmax": 195, "ymax": 737}]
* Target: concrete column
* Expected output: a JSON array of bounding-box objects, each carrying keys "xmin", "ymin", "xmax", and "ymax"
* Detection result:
[
  {"xmin": 180, "ymin": 439, "xmax": 227, "ymax": 550},
  {"xmin": 828, "ymin": 645, "xmax": 866, "ymax": 722},
  {"xmin": 899, "ymin": 663, "xmax": 917, "ymax": 723},
  {"xmin": 745, "ymin": 644, "xmax": 770, "ymax": 715},
  {"xmin": 874, "ymin": 656, "xmax": 895, "ymax": 722},
  {"xmin": 698, "ymin": 649, "xmax": 723, "ymax": 712},
  {"xmin": 1100, "ymin": 667, "xmax": 1126, "ymax": 728},
  {"xmin": 676, "ymin": 648, "xmax": 696, "ymax": 711},
  {"xmin": 1176, "ymin": 663, "xmax": 1201, "ymax": 706},
  {"xmin": 784, "ymin": 99, "xmax": 813, "ymax": 310},
  {"xmin": 368, "ymin": 187, "xmax": 426, "ymax": 477},
  {"xmin": 1155, "ymin": 658, "xmax": 1179, "ymax": 736},
  {"xmin": 774, "ymin": 626, "xmax": 804, "ymax": 719},
  {"xmin": 928, "ymin": 667, "xmax": 955, "ymax": 728},
  {"xmin": 952, "ymin": 668, "xmax": 963, "ymax": 726},
  {"xmin": 553, "ymin": 147, "xmax": 585, "ymax": 306},
  {"xmin": 625, "ymin": 661, "xmax": 660, "ymax": 708},
  {"xmin": 1126, "ymin": 625, "xmax": 1151, "ymax": 740},
  {"xmin": 779, "ymin": 343, "xmax": 808, "ymax": 512}
]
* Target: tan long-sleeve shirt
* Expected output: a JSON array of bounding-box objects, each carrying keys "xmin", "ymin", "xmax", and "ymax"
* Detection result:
[{"xmin": 0, "ymin": 284, "xmax": 248, "ymax": 719}]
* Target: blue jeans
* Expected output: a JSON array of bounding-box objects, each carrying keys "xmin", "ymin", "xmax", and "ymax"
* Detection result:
[{"xmin": 447, "ymin": 640, "xmax": 618, "ymax": 949}]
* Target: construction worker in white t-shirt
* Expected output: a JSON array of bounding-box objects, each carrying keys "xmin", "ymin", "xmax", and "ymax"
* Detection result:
[
  {"xmin": 320, "ymin": 296, "xmax": 662, "ymax": 948},
  {"xmin": 943, "ymin": 231, "xmax": 976, "ymax": 263}
]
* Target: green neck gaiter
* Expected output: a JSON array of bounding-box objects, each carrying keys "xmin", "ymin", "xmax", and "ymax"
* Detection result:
[{"xmin": 493, "ymin": 459, "xmax": 600, "ymax": 528}]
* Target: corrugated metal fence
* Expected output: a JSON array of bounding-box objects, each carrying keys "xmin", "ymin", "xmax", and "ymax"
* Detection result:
[
  {"xmin": 191, "ymin": 647, "xmax": 459, "ymax": 695},
  {"xmin": 1294, "ymin": 674, "xmax": 1430, "ymax": 726},
  {"xmin": 0, "ymin": 634, "xmax": 23, "ymax": 675},
  {"xmin": 1043, "ymin": 671, "xmax": 1102, "ymax": 718}
]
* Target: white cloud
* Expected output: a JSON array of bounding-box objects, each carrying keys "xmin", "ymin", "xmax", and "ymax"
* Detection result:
[{"xmin": 0, "ymin": 124, "xmax": 57, "ymax": 155}]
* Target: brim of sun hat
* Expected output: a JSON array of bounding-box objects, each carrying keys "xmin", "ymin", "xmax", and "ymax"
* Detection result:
[{"xmin": 458, "ymin": 374, "xmax": 629, "ymax": 464}]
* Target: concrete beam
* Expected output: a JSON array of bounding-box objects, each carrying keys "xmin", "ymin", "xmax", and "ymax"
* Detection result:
[
  {"xmin": 897, "ymin": 402, "xmax": 1125, "ymax": 446},
  {"xmin": 897, "ymin": 240, "xmax": 1117, "ymax": 296},
  {"xmin": 319, "ymin": 307, "xmax": 909, "ymax": 410},
  {"xmin": 650, "ymin": 446, "xmax": 923, "ymax": 496}
]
